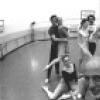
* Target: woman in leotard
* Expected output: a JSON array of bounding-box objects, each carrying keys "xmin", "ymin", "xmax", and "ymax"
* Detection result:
[{"xmin": 42, "ymin": 55, "xmax": 81, "ymax": 100}]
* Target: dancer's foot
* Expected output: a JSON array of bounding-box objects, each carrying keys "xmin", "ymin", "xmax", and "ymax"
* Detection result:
[
  {"xmin": 42, "ymin": 85, "xmax": 53, "ymax": 99},
  {"xmin": 77, "ymin": 93, "xmax": 82, "ymax": 99},
  {"xmin": 45, "ymin": 79, "xmax": 50, "ymax": 84},
  {"xmin": 42, "ymin": 85, "xmax": 49, "ymax": 91},
  {"xmin": 58, "ymin": 93, "xmax": 71, "ymax": 100},
  {"xmin": 71, "ymin": 90, "xmax": 82, "ymax": 100}
]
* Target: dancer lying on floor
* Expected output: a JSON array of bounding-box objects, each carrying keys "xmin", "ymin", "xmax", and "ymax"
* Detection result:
[{"xmin": 42, "ymin": 55, "xmax": 82, "ymax": 100}]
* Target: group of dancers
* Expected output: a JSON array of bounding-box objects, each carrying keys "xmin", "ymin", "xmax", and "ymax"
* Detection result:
[{"xmin": 42, "ymin": 14, "xmax": 100, "ymax": 100}]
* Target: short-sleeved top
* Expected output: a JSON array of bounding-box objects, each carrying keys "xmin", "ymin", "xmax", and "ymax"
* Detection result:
[
  {"xmin": 88, "ymin": 25, "xmax": 96, "ymax": 35},
  {"xmin": 87, "ymin": 25, "xmax": 97, "ymax": 42},
  {"xmin": 48, "ymin": 26, "xmax": 60, "ymax": 44},
  {"xmin": 62, "ymin": 63, "xmax": 78, "ymax": 83}
]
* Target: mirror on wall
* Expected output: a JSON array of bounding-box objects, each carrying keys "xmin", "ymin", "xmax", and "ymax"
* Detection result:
[{"xmin": 81, "ymin": 10, "xmax": 95, "ymax": 19}]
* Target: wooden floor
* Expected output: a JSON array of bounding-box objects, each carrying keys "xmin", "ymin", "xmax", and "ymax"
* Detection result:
[{"xmin": 1, "ymin": 39, "xmax": 100, "ymax": 100}]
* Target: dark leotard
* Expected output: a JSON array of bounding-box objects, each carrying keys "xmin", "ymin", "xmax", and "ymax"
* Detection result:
[{"xmin": 62, "ymin": 64, "xmax": 78, "ymax": 90}]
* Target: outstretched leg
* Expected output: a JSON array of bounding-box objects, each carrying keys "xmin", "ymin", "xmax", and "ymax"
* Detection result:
[
  {"xmin": 42, "ymin": 79, "xmax": 70, "ymax": 100},
  {"xmin": 78, "ymin": 77, "xmax": 88, "ymax": 100}
]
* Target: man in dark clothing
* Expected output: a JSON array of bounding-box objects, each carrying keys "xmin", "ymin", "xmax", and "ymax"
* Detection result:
[
  {"xmin": 45, "ymin": 15, "xmax": 60, "ymax": 84},
  {"xmin": 87, "ymin": 14, "xmax": 97, "ymax": 55}
]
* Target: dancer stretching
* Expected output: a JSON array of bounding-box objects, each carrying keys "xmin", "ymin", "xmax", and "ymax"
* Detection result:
[{"xmin": 42, "ymin": 55, "xmax": 82, "ymax": 100}]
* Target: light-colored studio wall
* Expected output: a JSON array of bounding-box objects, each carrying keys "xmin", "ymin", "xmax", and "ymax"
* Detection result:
[{"xmin": 0, "ymin": 0, "xmax": 99, "ymax": 34}]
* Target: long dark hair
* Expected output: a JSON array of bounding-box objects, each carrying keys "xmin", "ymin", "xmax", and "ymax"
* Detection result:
[
  {"xmin": 50, "ymin": 15, "xmax": 57, "ymax": 21},
  {"xmin": 61, "ymin": 54, "xmax": 69, "ymax": 62},
  {"xmin": 80, "ymin": 18, "xmax": 88, "ymax": 29}
]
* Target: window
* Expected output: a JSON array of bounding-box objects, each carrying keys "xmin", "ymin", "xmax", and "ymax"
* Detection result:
[
  {"xmin": 81, "ymin": 10, "xmax": 95, "ymax": 19},
  {"xmin": 0, "ymin": 20, "xmax": 4, "ymax": 33}
]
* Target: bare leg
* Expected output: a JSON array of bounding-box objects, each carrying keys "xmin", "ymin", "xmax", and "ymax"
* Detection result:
[
  {"xmin": 42, "ymin": 85, "xmax": 54, "ymax": 99},
  {"xmin": 78, "ymin": 77, "xmax": 88, "ymax": 100},
  {"xmin": 79, "ymin": 57, "xmax": 83, "ymax": 72},
  {"xmin": 58, "ymin": 43, "xmax": 63, "ymax": 56},
  {"xmin": 42, "ymin": 79, "xmax": 70, "ymax": 100},
  {"xmin": 79, "ymin": 48, "xmax": 86, "ymax": 72}
]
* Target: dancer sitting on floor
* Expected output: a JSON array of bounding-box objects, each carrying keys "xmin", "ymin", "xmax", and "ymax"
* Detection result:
[{"xmin": 42, "ymin": 55, "xmax": 82, "ymax": 100}]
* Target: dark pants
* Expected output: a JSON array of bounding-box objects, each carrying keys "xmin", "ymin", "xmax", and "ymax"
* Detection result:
[
  {"xmin": 88, "ymin": 42, "xmax": 96, "ymax": 55},
  {"xmin": 47, "ymin": 43, "xmax": 59, "ymax": 79}
]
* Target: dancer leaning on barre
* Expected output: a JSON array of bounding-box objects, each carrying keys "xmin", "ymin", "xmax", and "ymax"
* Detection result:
[{"xmin": 42, "ymin": 54, "xmax": 82, "ymax": 100}]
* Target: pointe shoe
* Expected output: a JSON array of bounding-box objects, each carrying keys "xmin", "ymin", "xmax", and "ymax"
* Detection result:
[{"xmin": 77, "ymin": 93, "xmax": 82, "ymax": 99}]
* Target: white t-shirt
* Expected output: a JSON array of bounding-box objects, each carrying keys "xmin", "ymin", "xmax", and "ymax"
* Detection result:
[
  {"xmin": 88, "ymin": 24, "xmax": 97, "ymax": 42},
  {"xmin": 88, "ymin": 25, "xmax": 96, "ymax": 33}
]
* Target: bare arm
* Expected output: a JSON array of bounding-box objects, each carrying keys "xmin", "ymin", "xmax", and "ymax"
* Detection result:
[
  {"xmin": 94, "ymin": 27, "xmax": 100, "ymax": 38},
  {"xmin": 51, "ymin": 35, "xmax": 68, "ymax": 42},
  {"xmin": 43, "ymin": 57, "xmax": 61, "ymax": 72},
  {"xmin": 48, "ymin": 57, "xmax": 60, "ymax": 67},
  {"xmin": 78, "ymin": 32, "xmax": 82, "ymax": 45},
  {"xmin": 43, "ymin": 54, "xmax": 68, "ymax": 71}
]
